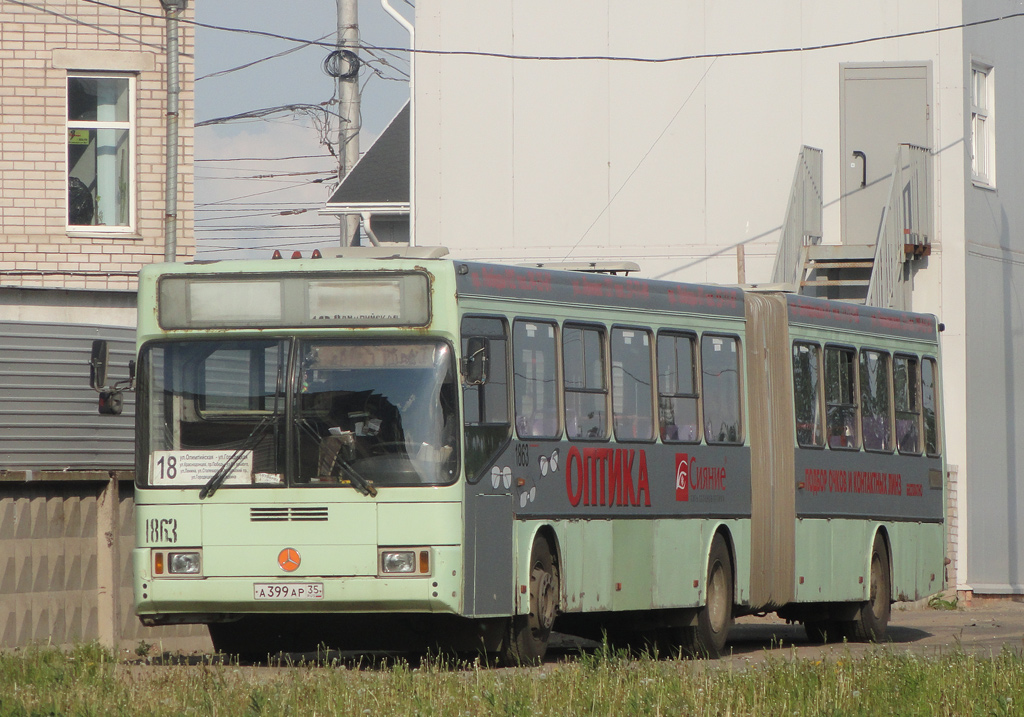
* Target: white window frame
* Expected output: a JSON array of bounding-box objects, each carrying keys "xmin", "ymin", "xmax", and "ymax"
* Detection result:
[
  {"xmin": 66, "ymin": 72, "xmax": 137, "ymax": 234},
  {"xmin": 970, "ymin": 61, "xmax": 995, "ymax": 188}
]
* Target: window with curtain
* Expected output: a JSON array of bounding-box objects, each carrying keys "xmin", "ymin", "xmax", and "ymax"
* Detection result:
[{"xmin": 67, "ymin": 74, "xmax": 133, "ymax": 229}]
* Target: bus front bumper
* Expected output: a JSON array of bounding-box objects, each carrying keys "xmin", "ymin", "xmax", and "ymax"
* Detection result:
[{"xmin": 133, "ymin": 546, "xmax": 463, "ymax": 621}]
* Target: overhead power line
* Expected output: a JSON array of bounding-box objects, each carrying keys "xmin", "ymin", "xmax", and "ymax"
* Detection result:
[
  {"xmin": 362, "ymin": 11, "xmax": 1024, "ymax": 64},
  {"xmin": 197, "ymin": 31, "xmax": 336, "ymax": 81},
  {"xmin": 196, "ymin": 155, "xmax": 332, "ymax": 162},
  {"xmin": 195, "ymin": 201, "xmax": 317, "ymax": 208},
  {"xmin": 195, "ymin": 102, "xmax": 339, "ymax": 128},
  {"xmin": 71, "ymin": 0, "xmax": 1024, "ymax": 66},
  {"xmin": 196, "ymin": 177, "xmax": 331, "ymax": 207}
]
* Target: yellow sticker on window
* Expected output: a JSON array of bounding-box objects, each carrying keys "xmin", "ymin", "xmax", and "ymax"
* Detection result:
[{"xmin": 68, "ymin": 129, "xmax": 90, "ymax": 145}]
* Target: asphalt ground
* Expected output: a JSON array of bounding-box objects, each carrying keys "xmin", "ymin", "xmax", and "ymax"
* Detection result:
[
  {"xmin": 141, "ymin": 597, "xmax": 1024, "ymax": 667},
  {"xmin": 715, "ymin": 599, "xmax": 1024, "ymax": 664},
  {"xmin": 545, "ymin": 598, "xmax": 1024, "ymax": 665}
]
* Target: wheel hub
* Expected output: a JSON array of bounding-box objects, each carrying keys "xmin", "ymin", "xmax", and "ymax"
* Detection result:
[{"xmin": 532, "ymin": 567, "xmax": 556, "ymax": 631}]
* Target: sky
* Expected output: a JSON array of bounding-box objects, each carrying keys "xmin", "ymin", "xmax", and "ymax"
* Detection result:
[{"xmin": 192, "ymin": 0, "xmax": 412, "ymax": 259}]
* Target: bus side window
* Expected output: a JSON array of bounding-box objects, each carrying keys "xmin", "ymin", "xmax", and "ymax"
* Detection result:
[
  {"xmin": 922, "ymin": 357, "xmax": 941, "ymax": 456},
  {"xmin": 825, "ymin": 346, "xmax": 859, "ymax": 450},
  {"xmin": 792, "ymin": 342, "xmax": 824, "ymax": 448},
  {"xmin": 894, "ymin": 354, "xmax": 921, "ymax": 454},
  {"xmin": 563, "ymin": 324, "xmax": 608, "ymax": 440},
  {"xmin": 461, "ymin": 317, "xmax": 512, "ymax": 482},
  {"xmin": 859, "ymin": 349, "xmax": 893, "ymax": 452},
  {"xmin": 513, "ymin": 320, "xmax": 560, "ymax": 439},
  {"xmin": 611, "ymin": 327, "xmax": 654, "ymax": 441},
  {"xmin": 701, "ymin": 334, "xmax": 742, "ymax": 445},
  {"xmin": 657, "ymin": 332, "xmax": 699, "ymax": 443}
]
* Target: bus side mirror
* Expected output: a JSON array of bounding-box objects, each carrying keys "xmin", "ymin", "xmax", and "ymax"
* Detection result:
[
  {"xmin": 90, "ymin": 340, "xmax": 109, "ymax": 390},
  {"xmin": 91, "ymin": 340, "xmax": 133, "ymax": 415},
  {"xmin": 463, "ymin": 337, "xmax": 489, "ymax": 385}
]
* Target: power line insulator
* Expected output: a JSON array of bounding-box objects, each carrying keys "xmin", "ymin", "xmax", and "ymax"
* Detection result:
[{"xmin": 323, "ymin": 49, "xmax": 360, "ymax": 80}]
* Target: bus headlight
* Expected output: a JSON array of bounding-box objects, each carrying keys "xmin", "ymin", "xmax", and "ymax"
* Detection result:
[
  {"xmin": 381, "ymin": 551, "xmax": 416, "ymax": 573},
  {"xmin": 379, "ymin": 548, "xmax": 431, "ymax": 576},
  {"xmin": 168, "ymin": 551, "xmax": 201, "ymax": 575}
]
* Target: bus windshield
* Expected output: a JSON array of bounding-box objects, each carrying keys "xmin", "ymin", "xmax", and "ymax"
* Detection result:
[
  {"xmin": 138, "ymin": 338, "xmax": 459, "ymax": 490},
  {"xmin": 295, "ymin": 339, "xmax": 458, "ymax": 487}
]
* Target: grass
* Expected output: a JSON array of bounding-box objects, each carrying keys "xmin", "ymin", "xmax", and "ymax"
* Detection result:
[{"xmin": 0, "ymin": 642, "xmax": 1022, "ymax": 716}]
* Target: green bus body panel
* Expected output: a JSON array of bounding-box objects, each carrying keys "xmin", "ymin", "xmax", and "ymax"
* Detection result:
[
  {"xmin": 137, "ymin": 504, "xmax": 202, "ymax": 546},
  {"xmin": 202, "ymin": 504, "xmax": 376, "ymax": 547},
  {"xmin": 512, "ymin": 518, "xmax": 751, "ymax": 615},
  {"xmin": 612, "ymin": 521, "xmax": 655, "ymax": 612},
  {"xmin": 378, "ymin": 502, "xmax": 462, "ymax": 545},
  {"xmin": 793, "ymin": 519, "xmax": 861, "ymax": 602},
  {"xmin": 203, "ymin": 545, "xmax": 377, "ymax": 578},
  {"xmin": 552, "ymin": 519, "xmax": 614, "ymax": 613},
  {"xmin": 793, "ymin": 520, "xmax": 943, "ymax": 603},
  {"xmin": 889, "ymin": 522, "xmax": 944, "ymax": 602}
]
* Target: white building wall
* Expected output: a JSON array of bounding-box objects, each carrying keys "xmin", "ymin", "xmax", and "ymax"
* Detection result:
[
  {"xmin": 412, "ymin": 0, "xmax": 1019, "ymax": 594},
  {"xmin": 414, "ymin": 0, "xmax": 963, "ymax": 283},
  {"xmin": 961, "ymin": 1, "xmax": 1024, "ymax": 595}
]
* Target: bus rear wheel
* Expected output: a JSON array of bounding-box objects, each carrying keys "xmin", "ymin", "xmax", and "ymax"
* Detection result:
[
  {"xmin": 500, "ymin": 534, "xmax": 559, "ymax": 666},
  {"xmin": 850, "ymin": 534, "xmax": 891, "ymax": 641},
  {"xmin": 679, "ymin": 533, "xmax": 733, "ymax": 658}
]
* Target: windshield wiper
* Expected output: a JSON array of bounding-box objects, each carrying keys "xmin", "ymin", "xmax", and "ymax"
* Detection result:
[
  {"xmin": 199, "ymin": 414, "xmax": 275, "ymax": 500},
  {"xmin": 336, "ymin": 461, "xmax": 378, "ymax": 497},
  {"xmin": 327, "ymin": 431, "xmax": 377, "ymax": 497}
]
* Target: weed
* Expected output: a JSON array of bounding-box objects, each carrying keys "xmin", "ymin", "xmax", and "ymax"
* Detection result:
[{"xmin": 928, "ymin": 593, "xmax": 960, "ymax": 611}]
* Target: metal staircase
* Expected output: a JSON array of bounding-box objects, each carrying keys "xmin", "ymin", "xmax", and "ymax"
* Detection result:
[
  {"xmin": 771, "ymin": 144, "xmax": 932, "ymax": 310},
  {"xmin": 770, "ymin": 146, "xmax": 823, "ymax": 290},
  {"xmin": 799, "ymin": 244, "xmax": 875, "ymax": 303}
]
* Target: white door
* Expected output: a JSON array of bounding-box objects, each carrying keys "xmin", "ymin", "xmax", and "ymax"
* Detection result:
[{"xmin": 840, "ymin": 64, "xmax": 931, "ymax": 246}]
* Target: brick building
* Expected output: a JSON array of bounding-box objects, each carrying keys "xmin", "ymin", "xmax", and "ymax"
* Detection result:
[
  {"xmin": 0, "ymin": 0, "xmax": 194, "ymax": 290},
  {"xmin": 0, "ymin": 1, "xmax": 203, "ymax": 652}
]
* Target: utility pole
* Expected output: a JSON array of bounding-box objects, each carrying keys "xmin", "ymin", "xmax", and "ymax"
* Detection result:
[
  {"xmin": 160, "ymin": 0, "xmax": 188, "ymax": 262},
  {"xmin": 336, "ymin": 0, "xmax": 361, "ymax": 246}
]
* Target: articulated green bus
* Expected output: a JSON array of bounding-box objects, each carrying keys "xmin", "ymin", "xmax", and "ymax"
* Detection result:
[{"xmin": 124, "ymin": 247, "xmax": 944, "ymax": 662}]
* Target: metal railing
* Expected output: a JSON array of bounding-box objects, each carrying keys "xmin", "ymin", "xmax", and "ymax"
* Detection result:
[
  {"xmin": 865, "ymin": 144, "xmax": 932, "ymax": 310},
  {"xmin": 770, "ymin": 146, "xmax": 823, "ymax": 288}
]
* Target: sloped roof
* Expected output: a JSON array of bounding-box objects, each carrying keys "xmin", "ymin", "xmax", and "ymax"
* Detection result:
[{"xmin": 324, "ymin": 102, "xmax": 409, "ymax": 211}]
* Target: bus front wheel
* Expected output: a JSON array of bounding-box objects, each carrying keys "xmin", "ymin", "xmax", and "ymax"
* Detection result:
[{"xmin": 500, "ymin": 534, "xmax": 559, "ymax": 666}]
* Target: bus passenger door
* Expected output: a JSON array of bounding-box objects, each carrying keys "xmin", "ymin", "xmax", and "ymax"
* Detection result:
[{"xmin": 461, "ymin": 316, "xmax": 516, "ymax": 617}]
